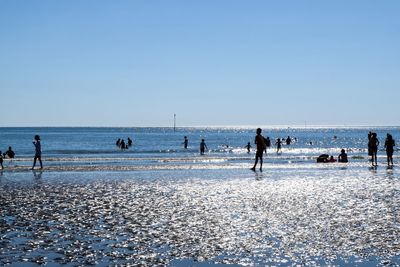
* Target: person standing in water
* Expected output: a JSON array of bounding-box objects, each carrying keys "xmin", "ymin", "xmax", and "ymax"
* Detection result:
[
  {"xmin": 200, "ymin": 139, "xmax": 207, "ymax": 155},
  {"xmin": 385, "ymin": 133, "xmax": 395, "ymax": 166},
  {"xmin": 245, "ymin": 142, "xmax": 252, "ymax": 154},
  {"xmin": 183, "ymin": 136, "xmax": 188, "ymax": 149},
  {"xmin": 31, "ymin": 135, "xmax": 43, "ymax": 170},
  {"xmin": 251, "ymin": 128, "xmax": 265, "ymax": 171},
  {"xmin": 0, "ymin": 151, "xmax": 3, "ymax": 169},
  {"xmin": 276, "ymin": 138, "xmax": 282, "ymax": 153},
  {"xmin": 286, "ymin": 136, "xmax": 292, "ymax": 145},
  {"xmin": 369, "ymin": 132, "xmax": 379, "ymax": 166}
]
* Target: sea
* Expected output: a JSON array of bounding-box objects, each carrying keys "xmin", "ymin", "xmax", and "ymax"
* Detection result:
[{"xmin": 1, "ymin": 127, "xmax": 400, "ymax": 266}]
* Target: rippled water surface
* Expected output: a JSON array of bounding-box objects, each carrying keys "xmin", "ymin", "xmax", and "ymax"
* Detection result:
[{"xmin": 1, "ymin": 165, "xmax": 400, "ymax": 266}]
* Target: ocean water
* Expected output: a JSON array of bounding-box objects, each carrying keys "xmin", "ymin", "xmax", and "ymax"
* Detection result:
[
  {"xmin": 0, "ymin": 126, "xmax": 399, "ymax": 171},
  {"xmin": 1, "ymin": 127, "xmax": 400, "ymax": 266}
]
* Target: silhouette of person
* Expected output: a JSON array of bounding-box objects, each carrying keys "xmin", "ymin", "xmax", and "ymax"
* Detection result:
[
  {"xmin": 367, "ymin": 132, "xmax": 373, "ymax": 162},
  {"xmin": 116, "ymin": 138, "xmax": 121, "ymax": 147},
  {"xmin": 265, "ymin": 137, "xmax": 271, "ymax": 149},
  {"xmin": 328, "ymin": 155, "xmax": 337, "ymax": 162},
  {"xmin": 183, "ymin": 136, "xmax": 188, "ymax": 149},
  {"xmin": 251, "ymin": 128, "xmax": 265, "ymax": 171},
  {"xmin": 200, "ymin": 139, "xmax": 207, "ymax": 155},
  {"xmin": 127, "ymin": 138, "xmax": 133, "ymax": 147},
  {"xmin": 338, "ymin": 149, "xmax": 348, "ymax": 163},
  {"xmin": 385, "ymin": 133, "xmax": 395, "ymax": 166},
  {"xmin": 369, "ymin": 133, "xmax": 379, "ymax": 166},
  {"xmin": 120, "ymin": 139, "xmax": 127, "ymax": 150},
  {"xmin": 31, "ymin": 135, "xmax": 43, "ymax": 170},
  {"xmin": 276, "ymin": 138, "xmax": 282, "ymax": 153},
  {"xmin": 0, "ymin": 151, "xmax": 3, "ymax": 169},
  {"xmin": 286, "ymin": 136, "xmax": 292, "ymax": 145},
  {"xmin": 4, "ymin": 147, "xmax": 15, "ymax": 159},
  {"xmin": 245, "ymin": 142, "xmax": 252, "ymax": 154}
]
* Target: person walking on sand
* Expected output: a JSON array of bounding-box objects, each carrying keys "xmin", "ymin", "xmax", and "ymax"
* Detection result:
[
  {"xmin": 369, "ymin": 132, "xmax": 379, "ymax": 166},
  {"xmin": 385, "ymin": 133, "xmax": 395, "ymax": 166},
  {"xmin": 183, "ymin": 136, "xmax": 188, "ymax": 149},
  {"xmin": 200, "ymin": 139, "xmax": 207, "ymax": 155},
  {"xmin": 251, "ymin": 128, "xmax": 265, "ymax": 171},
  {"xmin": 31, "ymin": 135, "xmax": 43, "ymax": 170}
]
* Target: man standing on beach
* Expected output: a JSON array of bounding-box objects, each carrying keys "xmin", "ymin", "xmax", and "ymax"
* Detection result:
[{"xmin": 251, "ymin": 128, "xmax": 265, "ymax": 171}]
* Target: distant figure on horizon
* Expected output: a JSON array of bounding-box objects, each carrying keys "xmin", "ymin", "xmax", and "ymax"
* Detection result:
[
  {"xmin": 183, "ymin": 136, "xmax": 188, "ymax": 149},
  {"xmin": 116, "ymin": 138, "xmax": 121, "ymax": 147},
  {"xmin": 368, "ymin": 132, "xmax": 379, "ymax": 166},
  {"xmin": 276, "ymin": 138, "xmax": 282, "ymax": 153},
  {"xmin": 286, "ymin": 136, "xmax": 292, "ymax": 145},
  {"xmin": 4, "ymin": 147, "xmax": 15, "ymax": 159},
  {"xmin": 245, "ymin": 142, "xmax": 252, "ymax": 154},
  {"xmin": 31, "ymin": 135, "xmax": 43, "ymax": 170},
  {"xmin": 0, "ymin": 151, "xmax": 3, "ymax": 169},
  {"xmin": 127, "ymin": 137, "xmax": 133, "ymax": 147},
  {"xmin": 251, "ymin": 128, "xmax": 265, "ymax": 171},
  {"xmin": 385, "ymin": 133, "xmax": 395, "ymax": 166},
  {"xmin": 200, "ymin": 139, "xmax": 207, "ymax": 155},
  {"xmin": 338, "ymin": 149, "xmax": 348, "ymax": 163}
]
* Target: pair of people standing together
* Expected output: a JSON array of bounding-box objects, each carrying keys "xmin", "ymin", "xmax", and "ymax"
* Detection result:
[{"xmin": 369, "ymin": 132, "xmax": 395, "ymax": 166}]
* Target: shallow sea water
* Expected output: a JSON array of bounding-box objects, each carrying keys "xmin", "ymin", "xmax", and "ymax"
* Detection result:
[{"xmin": 1, "ymin": 163, "xmax": 400, "ymax": 266}]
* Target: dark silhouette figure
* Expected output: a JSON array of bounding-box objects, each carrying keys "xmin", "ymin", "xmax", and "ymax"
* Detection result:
[
  {"xmin": 328, "ymin": 155, "xmax": 337, "ymax": 162},
  {"xmin": 338, "ymin": 149, "xmax": 348, "ymax": 163},
  {"xmin": 183, "ymin": 136, "xmax": 188, "ymax": 149},
  {"xmin": 367, "ymin": 132, "xmax": 373, "ymax": 162},
  {"xmin": 116, "ymin": 138, "xmax": 121, "ymax": 147},
  {"xmin": 31, "ymin": 135, "xmax": 43, "ymax": 170},
  {"xmin": 317, "ymin": 154, "xmax": 329, "ymax": 163},
  {"xmin": 245, "ymin": 142, "xmax": 252, "ymax": 154},
  {"xmin": 286, "ymin": 136, "xmax": 292, "ymax": 145},
  {"xmin": 200, "ymin": 139, "xmax": 207, "ymax": 155},
  {"xmin": 4, "ymin": 147, "xmax": 15, "ymax": 159},
  {"xmin": 127, "ymin": 138, "xmax": 133, "ymax": 147},
  {"xmin": 0, "ymin": 151, "xmax": 3, "ymax": 169},
  {"xmin": 368, "ymin": 133, "xmax": 379, "ymax": 166},
  {"xmin": 265, "ymin": 137, "xmax": 271, "ymax": 149},
  {"xmin": 251, "ymin": 128, "xmax": 265, "ymax": 171},
  {"xmin": 276, "ymin": 138, "xmax": 282, "ymax": 153},
  {"xmin": 385, "ymin": 133, "xmax": 395, "ymax": 166},
  {"xmin": 120, "ymin": 139, "xmax": 127, "ymax": 150}
]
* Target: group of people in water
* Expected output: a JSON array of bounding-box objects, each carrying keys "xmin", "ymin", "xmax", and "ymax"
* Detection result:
[
  {"xmin": 0, "ymin": 130, "xmax": 396, "ymax": 171},
  {"xmin": 115, "ymin": 138, "xmax": 133, "ymax": 150},
  {"xmin": 0, "ymin": 135, "xmax": 42, "ymax": 170},
  {"xmin": 249, "ymin": 128, "xmax": 396, "ymax": 172}
]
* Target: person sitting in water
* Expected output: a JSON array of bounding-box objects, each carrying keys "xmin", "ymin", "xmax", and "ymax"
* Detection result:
[
  {"xmin": 4, "ymin": 147, "xmax": 15, "ymax": 159},
  {"xmin": 338, "ymin": 149, "xmax": 348, "ymax": 163},
  {"xmin": 317, "ymin": 154, "xmax": 329, "ymax": 163},
  {"xmin": 328, "ymin": 155, "xmax": 337, "ymax": 163}
]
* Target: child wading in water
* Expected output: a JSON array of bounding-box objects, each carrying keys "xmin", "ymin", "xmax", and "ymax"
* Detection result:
[{"xmin": 31, "ymin": 135, "xmax": 43, "ymax": 170}]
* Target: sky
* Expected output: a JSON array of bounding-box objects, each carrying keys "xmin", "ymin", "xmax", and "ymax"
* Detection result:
[{"xmin": 0, "ymin": 1, "xmax": 399, "ymax": 127}]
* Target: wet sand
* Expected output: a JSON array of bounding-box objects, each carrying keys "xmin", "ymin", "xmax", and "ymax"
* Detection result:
[{"xmin": 1, "ymin": 166, "xmax": 400, "ymax": 266}]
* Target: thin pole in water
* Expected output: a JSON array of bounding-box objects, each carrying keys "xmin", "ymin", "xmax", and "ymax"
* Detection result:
[{"xmin": 174, "ymin": 114, "xmax": 176, "ymax": 132}]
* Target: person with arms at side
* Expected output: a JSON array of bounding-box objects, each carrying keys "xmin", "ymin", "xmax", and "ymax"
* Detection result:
[
  {"xmin": 251, "ymin": 128, "xmax": 265, "ymax": 171},
  {"xmin": 338, "ymin": 149, "xmax": 348, "ymax": 163},
  {"xmin": 200, "ymin": 139, "xmax": 207, "ymax": 155},
  {"xmin": 31, "ymin": 135, "xmax": 43, "ymax": 170},
  {"xmin": 385, "ymin": 133, "xmax": 395, "ymax": 166}
]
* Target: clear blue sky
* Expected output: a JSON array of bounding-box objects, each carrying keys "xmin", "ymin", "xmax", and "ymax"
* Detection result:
[{"xmin": 1, "ymin": 1, "xmax": 399, "ymax": 127}]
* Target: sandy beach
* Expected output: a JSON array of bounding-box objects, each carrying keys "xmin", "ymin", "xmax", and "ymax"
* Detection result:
[{"xmin": 1, "ymin": 164, "xmax": 400, "ymax": 266}]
